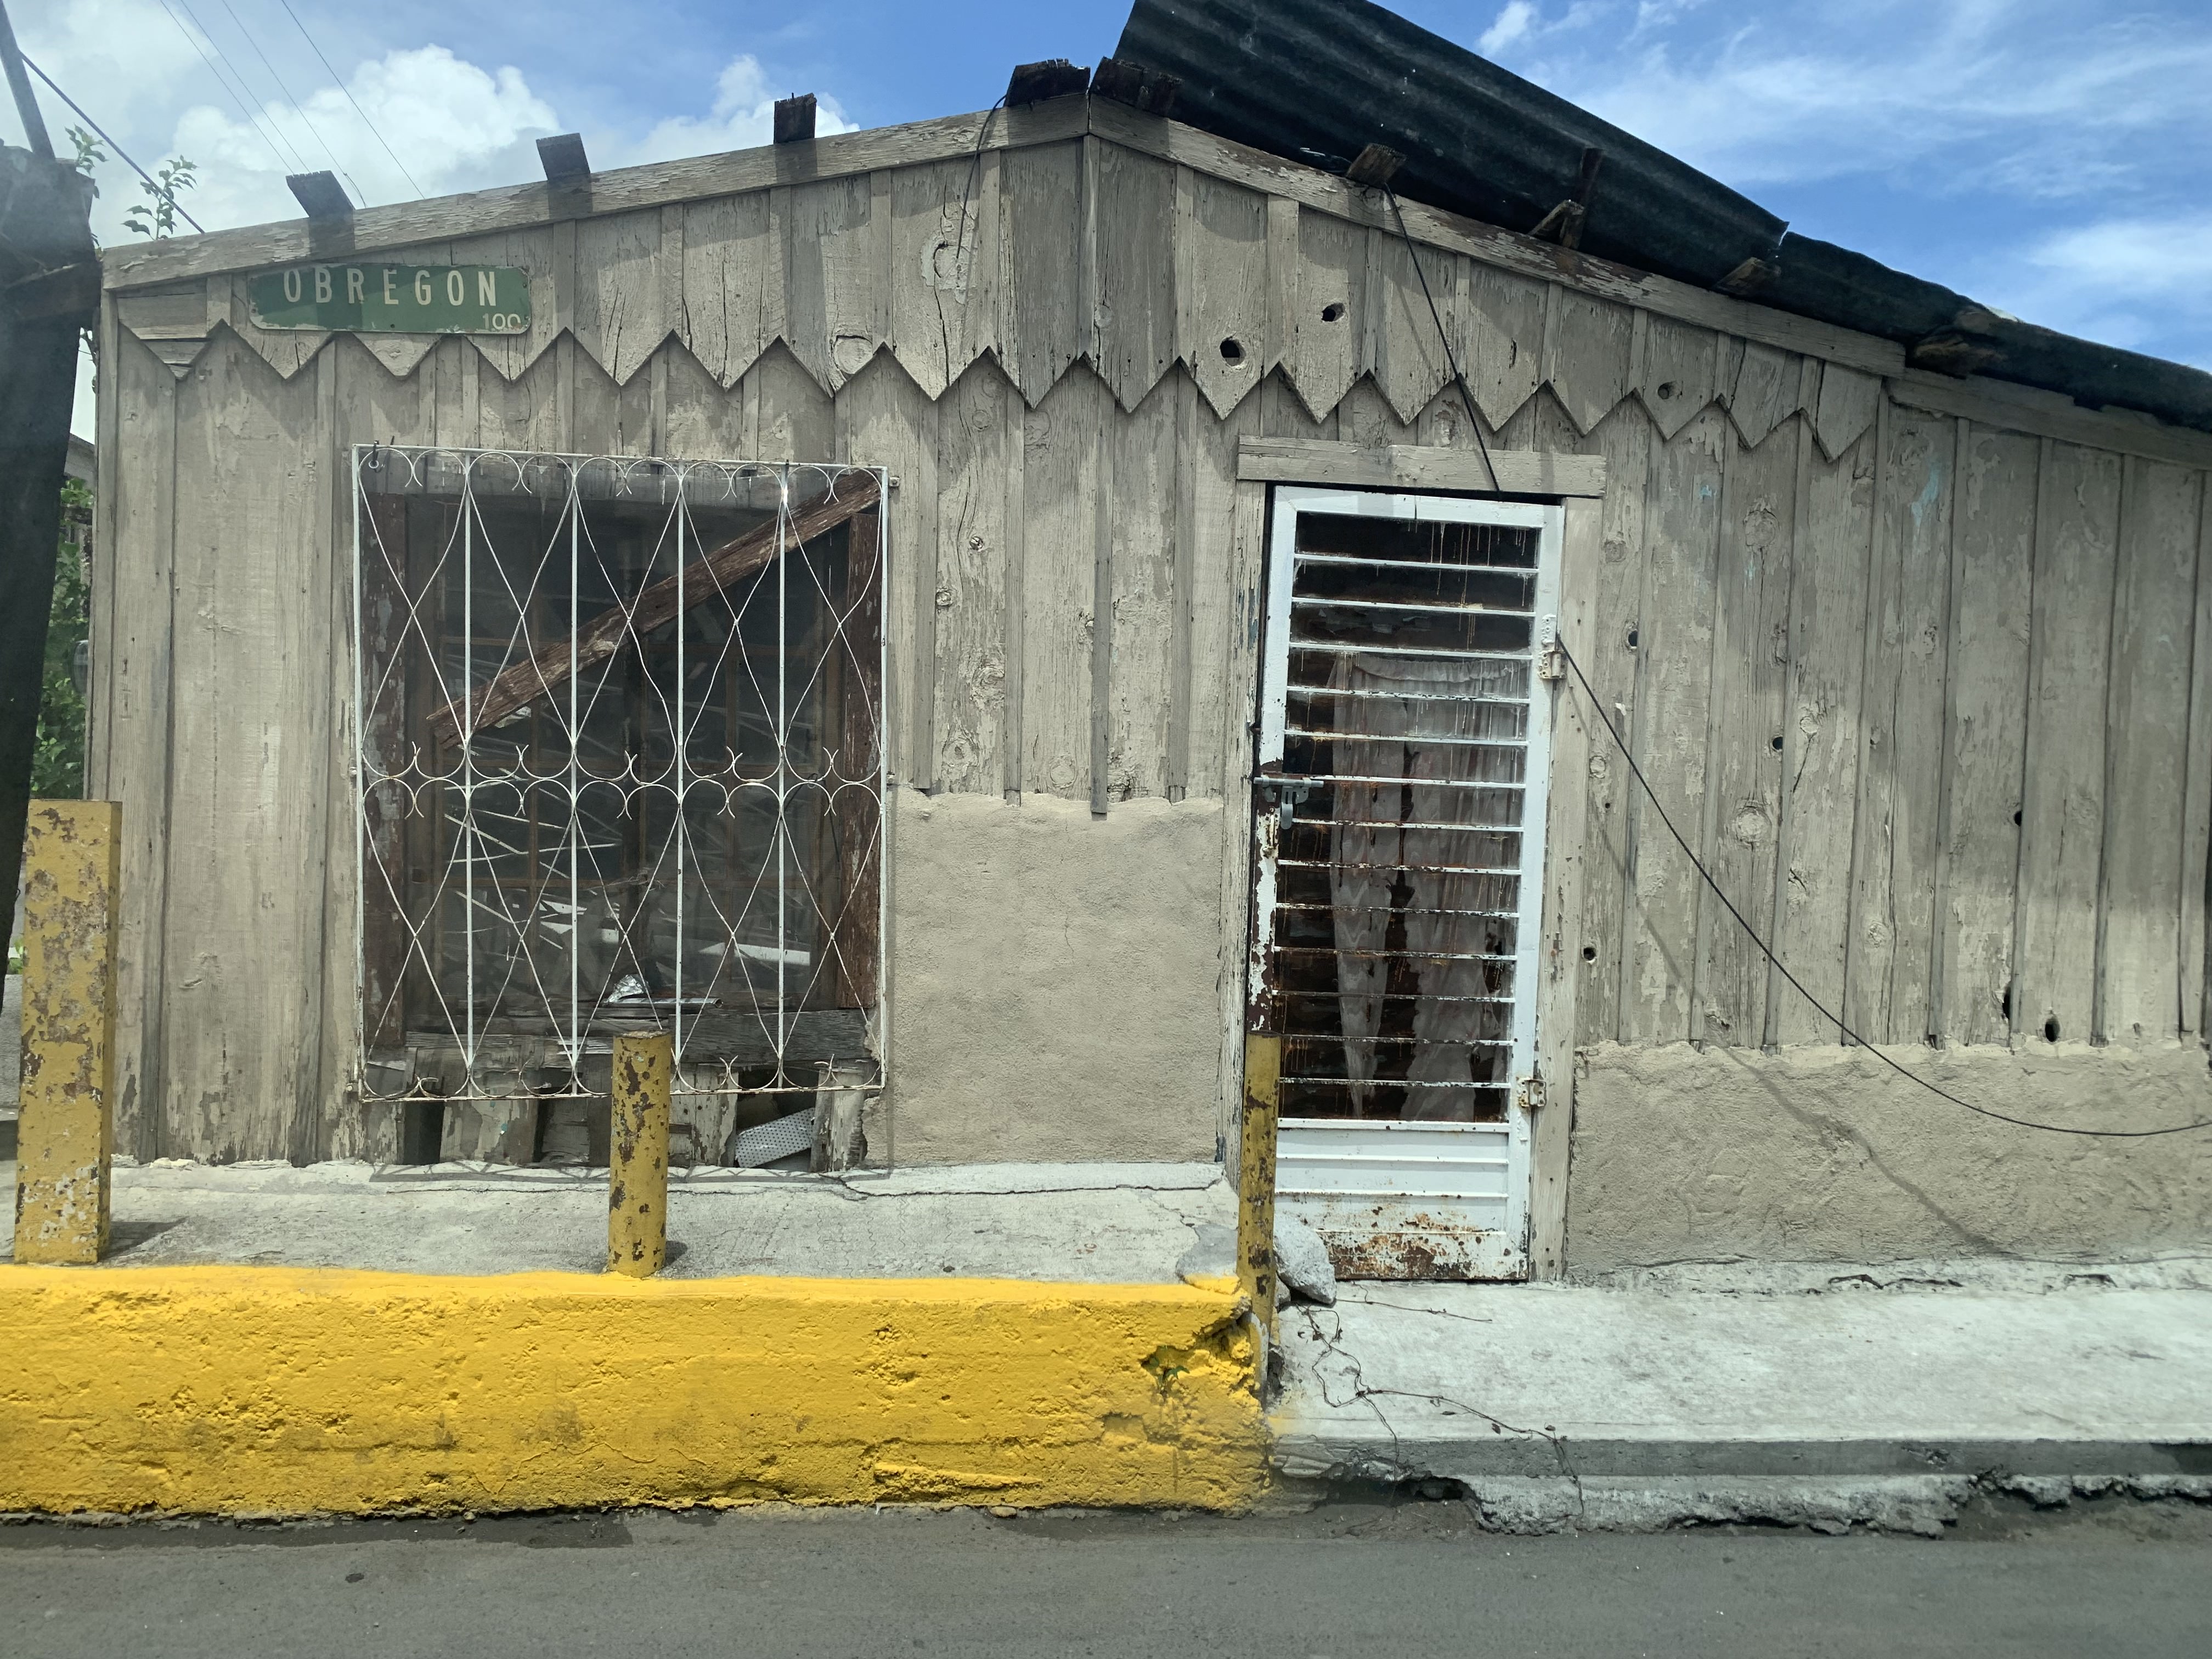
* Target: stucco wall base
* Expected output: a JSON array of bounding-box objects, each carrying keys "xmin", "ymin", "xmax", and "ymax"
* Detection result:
[
  {"xmin": 1566, "ymin": 1041, "xmax": 2212, "ymax": 1270},
  {"xmin": 884, "ymin": 791, "xmax": 1226, "ymax": 1165},
  {"xmin": 0, "ymin": 1266, "xmax": 1264, "ymax": 1517}
]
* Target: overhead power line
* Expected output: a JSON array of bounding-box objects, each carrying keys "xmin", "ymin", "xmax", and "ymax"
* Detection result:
[
  {"xmin": 1555, "ymin": 637, "xmax": 2212, "ymax": 1139},
  {"xmin": 212, "ymin": 0, "xmax": 368, "ymax": 205},
  {"xmin": 273, "ymin": 0, "xmax": 424, "ymax": 198},
  {"xmin": 155, "ymin": 0, "xmax": 303, "ymax": 173},
  {"xmin": 1363, "ymin": 155, "xmax": 2210, "ymax": 1141},
  {"xmin": 21, "ymin": 53, "xmax": 207, "ymax": 233}
]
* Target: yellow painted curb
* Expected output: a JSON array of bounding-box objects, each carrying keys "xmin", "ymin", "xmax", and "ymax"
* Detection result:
[{"xmin": 0, "ymin": 1266, "xmax": 1266, "ymax": 1516}]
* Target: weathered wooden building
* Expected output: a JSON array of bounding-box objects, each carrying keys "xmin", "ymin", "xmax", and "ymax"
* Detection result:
[{"xmin": 90, "ymin": 20, "xmax": 2212, "ymax": 1276}]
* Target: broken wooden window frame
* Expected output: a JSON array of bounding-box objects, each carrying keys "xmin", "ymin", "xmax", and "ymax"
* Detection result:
[{"xmin": 350, "ymin": 447, "xmax": 888, "ymax": 1161}]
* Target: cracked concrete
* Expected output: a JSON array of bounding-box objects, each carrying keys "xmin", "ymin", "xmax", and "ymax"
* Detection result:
[{"xmin": 1269, "ymin": 1270, "xmax": 2212, "ymax": 1532}]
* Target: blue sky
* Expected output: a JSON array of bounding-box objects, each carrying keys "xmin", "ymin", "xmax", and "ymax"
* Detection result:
[{"xmin": 16, "ymin": 0, "xmax": 2209, "ymax": 436}]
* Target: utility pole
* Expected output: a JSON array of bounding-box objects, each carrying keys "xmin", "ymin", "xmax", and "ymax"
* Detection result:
[{"xmin": 0, "ymin": 0, "xmax": 99, "ymax": 955}]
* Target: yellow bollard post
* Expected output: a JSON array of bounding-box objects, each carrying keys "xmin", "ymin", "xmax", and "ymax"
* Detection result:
[
  {"xmin": 606, "ymin": 1030, "xmax": 672, "ymax": 1277},
  {"xmin": 12, "ymin": 800, "xmax": 121, "ymax": 1266},
  {"xmin": 1236, "ymin": 1031, "xmax": 1280, "ymax": 1337}
]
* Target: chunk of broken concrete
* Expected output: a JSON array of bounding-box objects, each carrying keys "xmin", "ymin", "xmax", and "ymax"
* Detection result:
[
  {"xmin": 1174, "ymin": 1216, "xmax": 1336, "ymax": 1306},
  {"xmin": 1176, "ymin": 1222, "xmax": 1236, "ymax": 1286},
  {"xmin": 1274, "ymin": 1214, "xmax": 1336, "ymax": 1306}
]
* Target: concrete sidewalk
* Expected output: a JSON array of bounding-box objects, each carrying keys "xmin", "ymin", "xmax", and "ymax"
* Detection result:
[{"xmin": 1271, "ymin": 1261, "xmax": 2212, "ymax": 1531}]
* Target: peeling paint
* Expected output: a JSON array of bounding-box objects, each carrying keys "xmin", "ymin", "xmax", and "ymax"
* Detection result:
[{"xmin": 12, "ymin": 802, "xmax": 121, "ymax": 1266}]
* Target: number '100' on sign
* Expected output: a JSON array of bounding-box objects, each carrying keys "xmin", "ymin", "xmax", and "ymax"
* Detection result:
[{"xmin": 245, "ymin": 264, "xmax": 532, "ymax": 334}]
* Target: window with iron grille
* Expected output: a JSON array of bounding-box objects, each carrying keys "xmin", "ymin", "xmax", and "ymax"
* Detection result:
[{"xmin": 353, "ymin": 449, "xmax": 885, "ymax": 1164}]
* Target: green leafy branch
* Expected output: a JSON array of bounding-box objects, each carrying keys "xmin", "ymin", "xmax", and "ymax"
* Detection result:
[{"xmin": 123, "ymin": 155, "xmax": 198, "ymax": 240}]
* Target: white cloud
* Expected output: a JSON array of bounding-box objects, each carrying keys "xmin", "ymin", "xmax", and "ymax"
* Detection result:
[
  {"xmin": 2029, "ymin": 217, "xmax": 2212, "ymax": 301},
  {"xmin": 20, "ymin": 1, "xmax": 860, "ymax": 438},
  {"xmin": 17, "ymin": 0, "xmax": 199, "ymax": 126},
  {"xmin": 1480, "ymin": 2, "xmax": 1539, "ymax": 57},
  {"xmin": 624, "ymin": 55, "xmax": 856, "ymax": 168},
  {"xmin": 1483, "ymin": 0, "xmax": 2211, "ymax": 363},
  {"xmin": 1520, "ymin": 1, "xmax": 2212, "ymax": 194},
  {"xmin": 1984, "ymin": 213, "xmax": 2212, "ymax": 363},
  {"xmin": 173, "ymin": 46, "xmax": 556, "ymax": 228}
]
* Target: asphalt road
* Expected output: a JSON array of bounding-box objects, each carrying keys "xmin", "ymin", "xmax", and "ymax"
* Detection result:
[{"xmin": 4, "ymin": 1496, "xmax": 2208, "ymax": 1657}]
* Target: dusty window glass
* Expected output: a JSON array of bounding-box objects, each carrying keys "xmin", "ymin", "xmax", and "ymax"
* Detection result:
[{"xmin": 1274, "ymin": 512, "xmax": 1540, "ymax": 1123}]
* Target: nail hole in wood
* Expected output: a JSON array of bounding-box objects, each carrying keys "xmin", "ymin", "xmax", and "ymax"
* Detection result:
[
  {"xmin": 1657, "ymin": 381, "xmax": 1678, "ymax": 400},
  {"xmin": 2013, "ymin": 808, "xmax": 2022, "ymax": 825},
  {"xmin": 1220, "ymin": 337, "xmax": 1245, "ymax": 363},
  {"xmin": 2044, "ymin": 1016, "xmax": 2060, "ymax": 1042},
  {"xmin": 1581, "ymin": 945, "xmax": 1598, "ymax": 962},
  {"xmin": 1770, "ymin": 735, "xmax": 1783, "ymax": 751},
  {"xmin": 1321, "ymin": 302, "xmax": 1346, "ymax": 323},
  {"xmin": 1625, "ymin": 625, "xmax": 1639, "ymax": 650}
]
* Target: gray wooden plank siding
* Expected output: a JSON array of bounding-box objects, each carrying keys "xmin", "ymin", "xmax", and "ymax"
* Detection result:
[
  {"xmin": 95, "ymin": 329, "xmax": 179, "ymax": 1160},
  {"xmin": 2017, "ymin": 440, "xmax": 2123, "ymax": 1047},
  {"xmin": 95, "ymin": 124, "xmax": 2212, "ymax": 1159},
  {"xmin": 1769, "ymin": 423, "xmax": 1875, "ymax": 1046},
  {"xmin": 1692, "ymin": 411, "xmax": 1800, "ymax": 1046},
  {"xmin": 1622, "ymin": 404, "xmax": 1729, "ymax": 1043},
  {"xmin": 1847, "ymin": 405, "xmax": 1955, "ymax": 1045},
  {"xmin": 1567, "ymin": 401, "xmax": 1655, "ymax": 1045},
  {"xmin": 1939, "ymin": 426, "xmax": 2039, "ymax": 1046}
]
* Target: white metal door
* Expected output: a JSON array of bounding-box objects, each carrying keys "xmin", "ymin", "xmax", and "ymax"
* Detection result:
[{"xmin": 1250, "ymin": 488, "xmax": 1561, "ymax": 1280}]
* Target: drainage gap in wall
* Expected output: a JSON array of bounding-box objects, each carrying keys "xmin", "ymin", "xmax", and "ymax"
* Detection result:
[{"xmin": 399, "ymin": 1097, "xmax": 447, "ymax": 1165}]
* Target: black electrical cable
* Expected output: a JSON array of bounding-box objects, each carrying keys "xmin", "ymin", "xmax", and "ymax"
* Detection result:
[
  {"xmin": 22, "ymin": 53, "xmax": 206, "ymax": 233},
  {"xmin": 1380, "ymin": 180, "xmax": 1498, "ymax": 489},
  {"xmin": 1556, "ymin": 635, "xmax": 2212, "ymax": 1137},
  {"xmin": 273, "ymin": 0, "xmax": 425, "ymax": 198},
  {"xmin": 1368, "ymin": 147, "xmax": 2210, "ymax": 1137},
  {"xmin": 953, "ymin": 95, "xmax": 1006, "ymax": 257},
  {"xmin": 155, "ymin": 0, "xmax": 301, "ymax": 173},
  {"xmin": 213, "ymin": 0, "xmax": 367, "ymax": 205}
]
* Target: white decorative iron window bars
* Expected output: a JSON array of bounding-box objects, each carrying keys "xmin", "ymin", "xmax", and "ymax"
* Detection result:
[{"xmin": 352, "ymin": 447, "xmax": 886, "ymax": 1165}]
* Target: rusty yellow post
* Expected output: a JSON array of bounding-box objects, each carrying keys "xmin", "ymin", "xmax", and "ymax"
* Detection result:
[
  {"xmin": 12, "ymin": 800, "xmax": 121, "ymax": 1266},
  {"xmin": 1236, "ymin": 1031, "xmax": 1280, "ymax": 1335},
  {"xmin": 606, "ymin": 1031, "xmax": 672, "ymax": 1277}
]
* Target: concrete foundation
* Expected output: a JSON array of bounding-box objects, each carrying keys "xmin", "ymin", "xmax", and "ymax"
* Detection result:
[
  {"xmin": 883, "ymin": 790, "xmax": 1227, "ymax": 1165},
  {"xmin": 2, "ymin": 1263, "xmax": 1263, "ymax": 1517},
  {"xmin": 0, "ymin": 1158, "xmax": 1232, "ymax": 1282},
  {"xmin": 1565, "ymin": 1040, "xmax": 2212, "ymax": 1269}
]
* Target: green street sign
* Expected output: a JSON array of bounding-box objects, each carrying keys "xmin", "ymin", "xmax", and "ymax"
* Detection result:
[{"xmin": 246, "ymin": 263, "xmax": 532, "ymax": 334}]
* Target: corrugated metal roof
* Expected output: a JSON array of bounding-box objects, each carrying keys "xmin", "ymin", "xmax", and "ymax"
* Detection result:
[
  {"xmin": 1114, "ymin": 0, "xmax": 2212, "ymax": 434},
  {"xmin": 1115, "ymin": 0, "xmax": 1782, "ymax": 291}
]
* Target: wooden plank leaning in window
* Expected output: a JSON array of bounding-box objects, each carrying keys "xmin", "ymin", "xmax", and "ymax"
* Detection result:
[{"xmin": 424, "ymin": 469, "xmax": 883, "ymax": 747}]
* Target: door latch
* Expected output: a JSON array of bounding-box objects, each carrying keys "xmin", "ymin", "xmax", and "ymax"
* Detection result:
[
  {"xmin": 1536, "ymin": 614, "xmax": 1566, "ymax": 682},
  {"xmin": 1514, "ymin": 1074, "xmax": 1546, "ymax": 1114},
  {"xmin": 1252, "ymin": 772, "xmax": 1314, "ymax": 832}
]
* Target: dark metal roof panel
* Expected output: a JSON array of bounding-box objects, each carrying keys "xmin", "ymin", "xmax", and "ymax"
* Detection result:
[
  {"xmin": 1114, "ymin": 0, "xmax": 1785, "ymax": 291},
  {"xmin": 1763, "ymin": 234, "xmax": 1970, "ymax": 345},
  {"xmin": 1114, "ymin": 0, "xmax": 2212, "ymax": 435}
]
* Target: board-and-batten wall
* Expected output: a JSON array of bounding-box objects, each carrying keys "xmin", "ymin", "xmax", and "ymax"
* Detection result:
[{"xmin": 93, "ymin": 123, "xmax": 2212, "ymax": 1163}]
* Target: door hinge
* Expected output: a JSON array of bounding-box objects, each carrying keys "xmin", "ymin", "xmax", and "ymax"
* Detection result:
[{"xmin": 1515, "ymin": 1074, "xmax": 1545, "ymax": 1114}]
